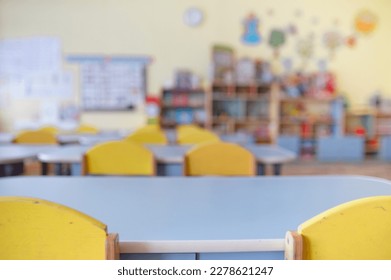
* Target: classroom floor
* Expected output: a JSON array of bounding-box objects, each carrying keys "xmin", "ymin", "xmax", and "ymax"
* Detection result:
[{"xmin": 281, "ymin": 159, "xmax": 391, "ymax": 180}]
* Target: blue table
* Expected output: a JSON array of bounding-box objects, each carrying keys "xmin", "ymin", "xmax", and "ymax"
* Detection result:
[
  {"xmin": 0, "ymin": 145, "xmax": 59, "ymax": 176},
  {"xmin": 1, "ymin": 175, "xmax": 391, "ymax": 259}
]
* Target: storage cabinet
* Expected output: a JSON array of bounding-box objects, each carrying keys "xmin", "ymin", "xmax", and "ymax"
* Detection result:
[
  {"xmin": 278, "ymin": 96, "xmax": 339, "ymax": 155},
  {"xmin": 211, "ymin": 83, "xmax": 278, "ymax": 143},
  {"xmin": 345, "ymin": 109, "xmax": 391, "ymax": 154}
]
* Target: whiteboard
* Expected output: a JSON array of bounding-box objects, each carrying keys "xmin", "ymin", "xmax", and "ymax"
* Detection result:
[{"xmin": 67, "ymin": 55, "xmax": 151, "ymax": 111}]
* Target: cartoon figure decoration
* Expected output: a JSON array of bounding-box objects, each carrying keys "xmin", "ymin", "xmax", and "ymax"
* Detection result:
[
  {"xmin": 268, "ymin": 29, "xmax": 286, "ymax": 58},
  {"xmin": 241, "ymin": 13, "xmax": 261, "ymax": 45},
  {"xmin": 345, "ymin": 35, "xmax": 357, "ymax": 48},
  {"xmin": 354, "ymin": 9, "xmax": 378, "ymax": 35},
  {"xmin": 323, "ymin": 30, "xmax": 342, "ymax": 59},
  {"xmin": 286, "ymin": 24, "xmax": 298, "ymax": 35}
]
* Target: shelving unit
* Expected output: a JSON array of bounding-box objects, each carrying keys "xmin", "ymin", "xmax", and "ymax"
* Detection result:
[
  {"xmin": 345, "ymin": 108, "xmax": 376, "ymax": 154},
  {"xmin": 278, "ymin": 95, "xmax": 338, "ymax": 155},
  {"xmin": 159, "ymin": 88, "xmax": 210, "ymax": 128},
  {"xmin": 345, "ymin": 108, "xmax": 391, "ymax": 154},
  {"xmin": 210, "ymin": 82, "xmax": 278, "ymax": 143}
]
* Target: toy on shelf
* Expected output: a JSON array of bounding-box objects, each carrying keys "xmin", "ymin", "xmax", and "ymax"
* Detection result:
[
  {"xmin": 160, "ymin": 87, "xmax": 208, "ymax": 129},
  {"xmin": 211, "ymin": 45, "xmax": 235, "ymax": 85},
  {"xmin": 280, "ymin": 71, "xmax": 336, "ymax": 99},
  {"xmin": 278, "ymin": 70, "xmax": 340, "ymax": 157}
]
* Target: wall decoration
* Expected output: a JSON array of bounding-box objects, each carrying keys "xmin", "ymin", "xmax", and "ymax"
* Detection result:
[
  {"xmin": 286, "ymin": 24, "xmax": 298, "ymax": 35},
  {"xmin": 354, "ymin": 9, "xmax": 378, "ymax": 35},
  {"xmin": 323, "ymin": 30, "xmax": 343, "ymax": 58},
  {"xmin": 268, "ymin": 29, "xmax": 286, "ymax": 57},
  {"xmin": 241, "ymin": 13, "xmax": 261, "ymax": 45},
  {"xmin": 345, "ymin": 35, "xmax": 357, "ymax": 48},
  {"xmin": 296, "ymin": 36, "xmax": 314, "ymax": 69}
]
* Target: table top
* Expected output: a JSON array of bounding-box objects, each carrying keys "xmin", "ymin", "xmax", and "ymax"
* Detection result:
[
  {"xmin": 0, "ymin": 133, "xmax": 14, "ymax": 144},
  {"xmin": 0, "ymin": 145, "xmax": 59, "ymax": 164},
  {"xmin": 36, "ymin": 144, "xmax": 296, "ymax": 165},
  {"xmin": 1, "ymin": 176, "xmax": 391, "ymax": 243},
  {"xmin": 0, "ymin": 130, "xmax": 130, "ymax": 145}
]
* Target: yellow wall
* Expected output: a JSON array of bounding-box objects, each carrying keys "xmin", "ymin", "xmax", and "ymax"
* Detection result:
[{"xmin": 0, "ymin": 0, "xmax": 390, "ymax": 130}]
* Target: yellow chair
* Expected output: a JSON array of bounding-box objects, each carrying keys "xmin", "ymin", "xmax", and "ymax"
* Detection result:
[
  {"xmin": 134, "ymin": 124, "xmax": 161, "ymax": 133},
  {"xmin": 285, "ymin": 196, "xmax": 391, "ymax": 260},
  {"xmin": 76, "ymin": 124, "xmax": 99, "ymax": 134},
  {"xmin": 184, "ymin": 141, "xmax": 256, "ymax": 176},
  {"xmin": 177, "ymin": 124, "xmax": 202, "ymax": 133},
  {"xmin": 176, "ymin": 124, "xmax": 202, "ymax": 138},
  {"xmin": 125, "ymin": 129, "xmax": 168, "ymax": 145},
  {"xmin": 38, "ymin": 125, "xmax": 59, "ymax": 134},
  {"xmin": 13, "ymin": 130, "xmax": 57, "ymax": 145},
  {"xmin": 0, "ymin": 196, "xmax": 119, "ymax": 260},
  {"xmin": 177, "ymin": 129, "xmax": 220, "ymax": 145},
  {"xmin": 82, "ymin": 140, "xmax": 155, "ymax": 176}
]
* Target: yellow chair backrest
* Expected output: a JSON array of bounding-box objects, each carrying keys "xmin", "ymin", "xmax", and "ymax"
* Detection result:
[
  {"xmin": 177, "ymin": 124, "xmax": 201, "ymax": 133},
  {"xmin": 0, "ymin": 196, "xmax": 119, "ymax": 260},
  {"xmin": 77, "ymin": 124, "xmax": 99, "ymax": 134},
  {"xmin": 38, "ymin": 125, "xmax": 59, "ymax": 134},
  {"xmin": 83, "ymin": 140, "xmax": 155, "ymax": 176},
  {"xmin": 14, "ymin": 130, "xmax": 57, "ymax": 144},
  {"xmin": 177, "ymin": 130, "xmax": 220, "ymax": 145},
  {"xmin": 134, "ymin": 124, "xmax": 161, "ymax": 133},
  {"xmin": 285, "ymin": 196, "xmax": 391, "ymax": 260},
  {"xmin": 177, "ymin": 124, "xmax": 202, "ymax": 139},
  {"xmin": 125, "ymin": 129, "xmax": 168, "ymax": 145},
  {"xmin": 184, "ymin": 141, "xmax": 256, "ymax": 176}
]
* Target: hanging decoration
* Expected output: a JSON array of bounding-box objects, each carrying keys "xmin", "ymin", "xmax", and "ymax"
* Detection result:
[
  {"xmin": 323, "ymin": 30, "xmax": 343, "ymax": 59},
  {"xmin": 268, "ymin": 29, "xmax": 286, "ymax": 58},
  {"xmin": 241, "ymin": 13, "xmax": 261, "ymax": 45},
  {"xmin": 354, "ymin": 9, "xmax": 378, "ymax": 35},
  {"xmin": 296, "ymin": 36, "xmax": 314, "ymax": 69},
  {"xmin": 286, "ymin": 24, "xmax": 298, "ymax": 35},
  {"xmin": 345, "ymin": 35, "xmax": 357, "ymax": 48}
]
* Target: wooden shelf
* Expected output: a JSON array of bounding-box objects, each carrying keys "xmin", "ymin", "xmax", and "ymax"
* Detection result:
[
  {"xmin": 160, "ymin": 87, "xmax": 209, "ymax": 129},
  {"xmin": 161, "ymin": 104, "xmax": 205, "ymax": 109},
  {"xmin": 280, "ymin": 96, "xmax": 337, "ymax": 103}
]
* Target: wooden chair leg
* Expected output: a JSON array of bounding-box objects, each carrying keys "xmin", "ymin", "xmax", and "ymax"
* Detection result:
[
  {"xmin": 106, "ymin": 233, "xmax": 120, "ymax": 260},
  {"xmin": 284, "ymin": 231, "xmax": 303, "ymax": 260}
]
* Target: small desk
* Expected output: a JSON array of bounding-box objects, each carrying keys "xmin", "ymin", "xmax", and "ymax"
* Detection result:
[
  {"xmin": 37, "ymin": 144, "xmax": 296, "ymax": 176},
  {"xmin": 0, "ymin": 145, "xmax": 59, "ymax": 176},
  {"xmin": 1, "ymin": 175, "xmax": 391, "ymax": 259}
]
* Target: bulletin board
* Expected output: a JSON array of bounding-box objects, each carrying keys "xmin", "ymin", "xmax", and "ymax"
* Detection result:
[{"xmin": 67, "ymin": 55, "xmax": 152, "ymax": 111}]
